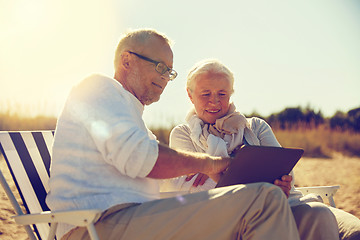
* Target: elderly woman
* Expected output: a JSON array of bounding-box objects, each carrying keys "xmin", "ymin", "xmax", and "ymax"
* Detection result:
[{"xmin": 164, "ymin": 59, "xmax": 360, "ymax": 240}]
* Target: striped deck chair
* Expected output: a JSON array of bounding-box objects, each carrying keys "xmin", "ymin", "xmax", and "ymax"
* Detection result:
[{"xmin": 0, "ymin": 131, "xmax": 101, "ymax": 240}]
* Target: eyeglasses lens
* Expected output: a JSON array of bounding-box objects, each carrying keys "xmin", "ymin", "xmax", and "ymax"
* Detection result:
[{"xmin": 155, "ymin": 63, "xmax": 168, "ymax": 74}]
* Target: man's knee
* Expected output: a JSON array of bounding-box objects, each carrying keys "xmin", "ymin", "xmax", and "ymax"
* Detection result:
[
  {"xmin": 310, "ymin": 203, "xmax": 337, "ymax": 221},
  {"xmin": 233, "ymin": 182, "xmax": 282, "ymax": 194},
  {"xmin": 292, "ymin": 202, "xmax": 338, "ymax": 229},
  {"xmin": 230, "ymin": 182, "xmax": 287, "ymax": 204},
  {"xmin": 249, "ymin": 182, "xmax": 285, "ymax": 198}
]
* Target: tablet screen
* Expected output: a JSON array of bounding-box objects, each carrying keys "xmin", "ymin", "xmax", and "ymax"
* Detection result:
[{"xmin": 215, "ymin": 145, "xmax": 304, "ymax": 188}]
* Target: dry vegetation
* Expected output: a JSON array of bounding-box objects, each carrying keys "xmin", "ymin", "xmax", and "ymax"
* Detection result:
[
  {"xmin": 274, "ymin": 126, "xmax": 360, "ymax": 158},
  {"xmin": 0, "ymin": 113, "xmax": 56, "ymax": 131}
]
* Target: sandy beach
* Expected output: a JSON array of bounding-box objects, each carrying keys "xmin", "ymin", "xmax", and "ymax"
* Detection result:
[
  {"xmin": 293, "ymin": 154, "xmax": 360, "ymax": 218},
  {"xmin": 1, "ymin": 154, "xmax": 359, "ymax": 240}
]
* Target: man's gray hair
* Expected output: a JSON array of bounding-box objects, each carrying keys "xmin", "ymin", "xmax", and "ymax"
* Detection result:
[
  {"xmin": 186, "ymin": 59, "xmax": 234, "ymax": 94},
  {"xmin": 114, "ymin": 28, "xmax": 173, "ymax": 70}
]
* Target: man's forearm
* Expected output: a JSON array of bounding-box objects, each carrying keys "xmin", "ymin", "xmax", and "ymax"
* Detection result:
[{"xmin": 146, "ymin": 144, "xmax": 212, "ymax": 179}]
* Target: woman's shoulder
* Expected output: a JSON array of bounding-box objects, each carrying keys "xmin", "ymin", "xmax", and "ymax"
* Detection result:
[
  {"xmin": 246, "ymin": 116, "xmax": 274, "ymax": 134},
  {"xmin": 169, "ymin": 124, "xmax": 195, "ymax": 149},
  {"xmin": 170, "ymin": 124, "xmax": 191, "ymax": 136},
  {"xmin": 247, "ymin": 116, "xmax": 268, "ymax": 127}
]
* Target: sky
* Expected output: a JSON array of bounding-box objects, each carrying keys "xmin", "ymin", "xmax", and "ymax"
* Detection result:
[{"xmin": 1, "ymin": 0, "xmax": 360, "ymax": 128}]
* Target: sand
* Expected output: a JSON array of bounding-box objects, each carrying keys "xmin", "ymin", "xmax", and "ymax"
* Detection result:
[
  {"xmin": 293, "ymin": 154, "xmax": 360, "ymax": 218},
  {"xmin": 1, "ymin": 155, "xmax": 359, "ymax": 240}
]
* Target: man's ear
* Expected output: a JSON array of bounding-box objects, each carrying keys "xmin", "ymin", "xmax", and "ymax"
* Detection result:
[
  {"xmin": 121, "ymin": 52, "xmax": 131, "ymax": 70},
  {"xmin": 187, "ymin": 88, "xmax": 194, "ymax": 104}
]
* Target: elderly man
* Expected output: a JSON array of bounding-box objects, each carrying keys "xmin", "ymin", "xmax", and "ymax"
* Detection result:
[{"xmin": 46, "ymin": 28, "xmax": 300, "ymax": 240}]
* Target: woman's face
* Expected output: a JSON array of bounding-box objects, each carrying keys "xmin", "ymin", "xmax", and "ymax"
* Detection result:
[{"xmin": 188, "ymin": 72, "xmax": 232, "ymax": 124}]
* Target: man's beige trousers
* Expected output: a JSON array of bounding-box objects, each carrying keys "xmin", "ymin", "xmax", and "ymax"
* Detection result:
[{"xmin": 63, "ymin": 183, "xmax": 300, "ymax": 240}]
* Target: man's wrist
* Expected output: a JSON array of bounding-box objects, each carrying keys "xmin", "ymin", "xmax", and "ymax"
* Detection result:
[{"xmin": 198, "ymin": 155, "xmax": 220, "ymax": 175}]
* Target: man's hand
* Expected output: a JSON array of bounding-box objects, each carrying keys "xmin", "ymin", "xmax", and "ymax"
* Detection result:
[
  {"xmin": 186, "ymin": 173, "xmax": 210, "ymax": 187},
  {"xmin": 204, "ymin": 157, "xmax": 230, "ymax": 183},
  {"xmin": 274, "ymin": 175, "xmax": 292, "ymax": 198},
  {"xmin": 186, "ymin": 156, "xmax": 231, "ymax": 186}
]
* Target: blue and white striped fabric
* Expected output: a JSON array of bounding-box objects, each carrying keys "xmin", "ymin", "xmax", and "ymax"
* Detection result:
[{"xmin": 0, "ymin": 130, "xmax": 54, "ymax": 240}]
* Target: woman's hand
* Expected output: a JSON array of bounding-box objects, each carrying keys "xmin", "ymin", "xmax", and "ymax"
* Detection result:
[
  {"xmin": 185, "ymin": 173, "xmax": 210, "ymax": 187},
  {"xmin": 274, "ymin": 175, "xmax": 292, "ymax": 198}
]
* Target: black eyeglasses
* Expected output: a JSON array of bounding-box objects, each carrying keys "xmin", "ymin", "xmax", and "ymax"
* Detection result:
[{"xmin": 128, "ymin": 51, "xmax": 177, "ymax": 80}]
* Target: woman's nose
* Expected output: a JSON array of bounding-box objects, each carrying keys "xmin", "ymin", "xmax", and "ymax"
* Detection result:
[{"xmin": 209, "ymin": 94, "xmax": 219, "ymax": 104}]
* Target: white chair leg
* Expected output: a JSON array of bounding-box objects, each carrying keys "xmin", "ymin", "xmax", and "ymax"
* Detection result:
[
  {"xmin": 87, "ymin": 223, "xmax": 100, "ymax": 240},
  {"xmin": 328, "ymin": 196, "xmax": 336, "ymax": 208},
  {"xmin": 47, "ymin": 223, "xmax": 58, "ymax": 240}
]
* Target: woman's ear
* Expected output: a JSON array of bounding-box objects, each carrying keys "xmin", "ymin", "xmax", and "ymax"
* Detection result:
[{"xmin": 187, "ymin": 88, "xmax": 194, "ymax": 104}]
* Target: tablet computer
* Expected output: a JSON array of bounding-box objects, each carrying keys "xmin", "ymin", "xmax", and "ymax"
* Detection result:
[{"xmin": 215, "ymin": 145, "xmax": 304, "ymax": 188}]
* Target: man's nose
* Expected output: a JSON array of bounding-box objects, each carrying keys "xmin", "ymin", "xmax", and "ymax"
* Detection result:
[{"xmin": 161, "ymin": 72, "xmax": 171, "ymax": 82}]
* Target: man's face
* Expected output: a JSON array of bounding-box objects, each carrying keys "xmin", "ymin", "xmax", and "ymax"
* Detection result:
[
  {"xmin": 188, "ymin": 73, "xmax": 232, "ymax": 124},
  {"xmin": 128, "ymin": 37, "xmax": 174, "ymax": 105}
]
